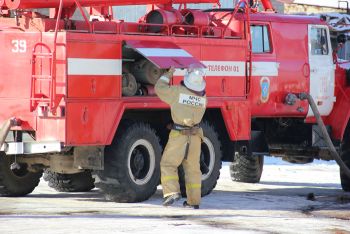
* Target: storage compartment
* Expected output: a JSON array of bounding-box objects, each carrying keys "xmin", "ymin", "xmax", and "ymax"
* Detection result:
[
  {"xmin": 66, "ymin": 102, "xmax": 105, "ymax": 145},
  {"xmin": 66, "ymin": 37, "xmax": 122, "ymax": 98},
  {"xmin": 121, "ymin": 40, "xmax": 205, "ymax": 97}
]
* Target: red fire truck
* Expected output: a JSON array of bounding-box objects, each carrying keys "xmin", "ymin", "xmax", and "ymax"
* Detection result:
[{"xmin": 0, "ymin": 0, "xmax": 349, "ymax": 202}]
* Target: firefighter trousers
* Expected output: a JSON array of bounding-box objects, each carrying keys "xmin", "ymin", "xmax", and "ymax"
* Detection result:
[{"xmin": 160, "ymin": 129, "xmax": 203, "ymax": 206}]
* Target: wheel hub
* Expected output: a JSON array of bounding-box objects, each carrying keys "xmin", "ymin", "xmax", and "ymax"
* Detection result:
[
  {"xmin": 10, "ymin": 162, "xmax": 29, "ymax": 177},
  {"xmin": 132, "ymin": 150, "xmax": 145, "ymax": 178},
  {"xmin": 128, "ymin": 139, "xmax": 156, "ymax": 185},
  {"xmin": 200, "ymin": 152, "xmax": 210, "ymax": 174}
]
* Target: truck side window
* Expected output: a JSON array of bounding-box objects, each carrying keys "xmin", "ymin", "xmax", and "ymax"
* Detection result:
[
  {"xmin": 310, "ymin": 27, "xmax": 329, "ymax": 55},
  {"xmin": 251, "ymin": 25, "xmax": 271, "ymax": 53}
]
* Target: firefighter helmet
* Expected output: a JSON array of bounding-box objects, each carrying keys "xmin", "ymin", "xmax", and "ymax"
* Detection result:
[{"xmin": 184, "ymin": 68, "xmax": 206, "ymax": 92}]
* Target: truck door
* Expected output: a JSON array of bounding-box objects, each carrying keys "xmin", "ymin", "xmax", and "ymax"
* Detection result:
[
  {"xmin": 249, "ymin": 23, "xmax": 279, "ymax": 115},
  {"xmin": 307, "ymin": 25, "xmax": 336, "ymax": 116}
]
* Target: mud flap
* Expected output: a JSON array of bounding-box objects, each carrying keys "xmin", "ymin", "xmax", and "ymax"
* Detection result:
[
  {"xmin": 235, "ymin": 131, "xmax": 268, "ymax": 156},
  {"xmin": 74, "ymin": 146, "xmax": 104, "ymax": 170}
]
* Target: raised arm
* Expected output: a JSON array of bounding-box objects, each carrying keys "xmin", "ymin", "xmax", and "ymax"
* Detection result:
[{"xmin": 155, "ymin": 67, "xmax": 177, "ymax": 105}]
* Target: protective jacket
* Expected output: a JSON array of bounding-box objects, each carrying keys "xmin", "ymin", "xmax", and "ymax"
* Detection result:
[{"xmin": 155, "ymin": 75, "xmax": 207, "ymax": 206}]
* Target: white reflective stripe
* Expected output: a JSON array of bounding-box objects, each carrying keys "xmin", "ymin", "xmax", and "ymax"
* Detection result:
[
  {"xmin": 173, "ymin": 61, "xmax": 245, "ymax": 76},
  {"xmin": 251, "ymin": 62, "xmax": 279, "ymax": 76},
  {"xmin": 68, "ymin": 58, "xmax": 122, "ymax": 75},
  {"xmin": 174, "ymin": 61, "xmax": 279, "ymax": 77},
  {"xmin": 204, "ymin": 61, "xmax": 246, "ymax": 76},
  {"xmin": 136, "ymin": 48, "xmax": 192, "ymax": 57}
]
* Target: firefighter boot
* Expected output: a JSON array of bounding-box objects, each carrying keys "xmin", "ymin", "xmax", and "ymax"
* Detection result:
[
  {"xmin": 163, "ymin": 193, "xmax": 181, "ymax": 206},
  {"xmin": 183, "ymin": 201, "xmax": 199, "ymax": 209}
]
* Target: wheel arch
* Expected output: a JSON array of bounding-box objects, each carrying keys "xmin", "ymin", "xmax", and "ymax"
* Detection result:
[{"xmin": 326, "ymin": 86, "xmax": 350, "ymax": 141}]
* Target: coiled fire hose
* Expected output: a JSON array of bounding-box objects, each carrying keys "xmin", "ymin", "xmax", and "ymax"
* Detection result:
[{"xmin": 299, "ymin": 93, "xmax": 350, "ymax": 179}]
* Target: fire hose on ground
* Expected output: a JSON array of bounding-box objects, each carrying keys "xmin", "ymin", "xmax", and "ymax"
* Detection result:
[{"xmin": 299, "ymin": 92, "xmax": 350, "ymax": 179}]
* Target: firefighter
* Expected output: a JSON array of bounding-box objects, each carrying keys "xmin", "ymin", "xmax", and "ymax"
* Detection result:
[{"xmin": 155, "ymin": 66, "xmax": 207, "ymax": 209}]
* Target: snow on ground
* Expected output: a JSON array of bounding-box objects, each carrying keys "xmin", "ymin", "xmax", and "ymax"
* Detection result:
[{"xmin": 0, "ymin": 158, "xmax": 349, "ymax": 234}]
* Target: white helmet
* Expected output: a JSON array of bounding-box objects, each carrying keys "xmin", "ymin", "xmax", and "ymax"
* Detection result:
[{"xmin": 184, "ymin": 68, "xmax": 206, "ymax": 92}]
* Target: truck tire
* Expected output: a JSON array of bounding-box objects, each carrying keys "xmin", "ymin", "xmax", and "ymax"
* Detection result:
[
  {"xmin": 179, "ymin": 121, "xmax": 222, "ymax": 197},
  {"xmin": 340, "ymin": 134, "xmax": 350, "ymax": 191},
  {"xmin": 94, "ymin": 121, "xmax": 162, "ymax": 202},
  {"xmin": 230, "ymin": 152, "xmax": 264, "ymax": 183},
  {"xmin": 43, "ymin": 170, "xmax": 95, "ymax": 192},
  {"xmin": 0, "ymin": 153, "xmax": 42, "ymax": 196}
]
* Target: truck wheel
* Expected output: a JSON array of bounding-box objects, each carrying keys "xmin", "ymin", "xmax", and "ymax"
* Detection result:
[
  {"xmin": 94, "ymin": 121, "xmax": 162, "ymax": 202},
  {"xmin": 43, "ymin": 170, "xmax": 95, "ymax": 192},
  {"xmin": 179, "ymin": 122, "xmax": 222, "ymax": 197},
  {"xmin": 340, "ymin": 135, "xmax": 350, "ymax": 191},
  {"xmin": 0, "ymin": 153, "xmax": 42, "ymax": 196},
  {"xmin": 230, "ymin": 152, "xmax": 264, "ymax": 183}
]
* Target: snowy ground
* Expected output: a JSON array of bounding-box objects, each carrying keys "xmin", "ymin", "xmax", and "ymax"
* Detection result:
[{"xmin": 0, "ymin": 158, "xmax": 349, "ymax": 234}]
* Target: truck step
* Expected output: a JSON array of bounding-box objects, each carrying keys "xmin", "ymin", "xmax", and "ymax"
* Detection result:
[
  {"xmin": 33, "ymin": 52, "xmax": 53, "ymax": 57},
  {"xmin": 32, "ymin": 75, "xmax": 53, "ymax": 80}
]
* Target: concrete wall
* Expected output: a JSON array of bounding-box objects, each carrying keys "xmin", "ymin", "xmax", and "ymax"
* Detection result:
[
  {"xmin": 114, "ymin": 6, "xmax": 147, "ymax": 22},
  {"xmin": 113, "ymin": 2, "xmax": 220, "ymax": 22},
  {"xmin": 284, "ymin": 3, "xmax": 347, "ymax": 14}
]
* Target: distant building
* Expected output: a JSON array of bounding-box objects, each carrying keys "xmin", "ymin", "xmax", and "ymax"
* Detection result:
[
  {"xmin": 284, "ymin": 0, "xmax": 348, "ymax": 14},
  {"xmin": 113, "ymin": 1, "xmax": 285, "ymax": 22},
  {"xmin": 34, "ymin": 1, "xmax": 348, "ymax": 21}
]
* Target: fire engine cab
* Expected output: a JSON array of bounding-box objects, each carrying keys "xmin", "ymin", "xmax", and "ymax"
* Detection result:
[{"xmin": 0, "ymin": 0, "xmax": 349, "ymax": 202}]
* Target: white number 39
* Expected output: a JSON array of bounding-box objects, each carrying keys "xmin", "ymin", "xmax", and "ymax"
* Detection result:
[{"xmin": 11, "ymin": 40, "xmax": 27, "ymax": 53}]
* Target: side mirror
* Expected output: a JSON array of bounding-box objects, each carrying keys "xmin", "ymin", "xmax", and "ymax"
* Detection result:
[{"xmin": 337, "ymin": 34, "xmax": 346, "ymax": 44}]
